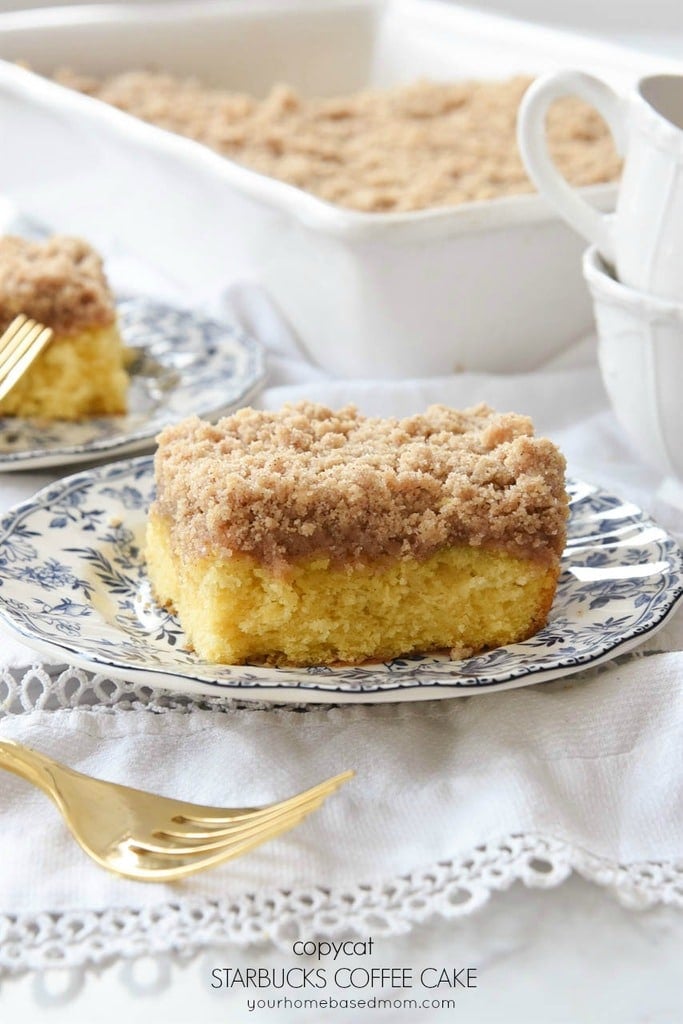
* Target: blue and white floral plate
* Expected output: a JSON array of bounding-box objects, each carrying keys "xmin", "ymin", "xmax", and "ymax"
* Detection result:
[
  {"xmin": 0, "ymin": 297, "xmax": 265, "ymax": 470},
  {"xmin": 0, "ymin": 458, "xmax": 681, "ymax": 704}
]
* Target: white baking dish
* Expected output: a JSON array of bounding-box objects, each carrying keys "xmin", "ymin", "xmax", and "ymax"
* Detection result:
[{"xmin": 0, "ymin": 1, "xmax": 680, "ymax": 378}]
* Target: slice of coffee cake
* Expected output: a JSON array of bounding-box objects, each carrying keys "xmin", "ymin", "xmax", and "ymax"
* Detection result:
[
  {"xmin": 0, "ymin": 235, "xmax": 128, "ymax": 419},
  {"xmin": 146, "ymin": 402, "xmax": 568, "ymax": 666}
]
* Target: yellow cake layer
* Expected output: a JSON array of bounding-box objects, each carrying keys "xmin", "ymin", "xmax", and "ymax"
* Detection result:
[
  {"xmin": 0, "ymin": 323, "xmax": 128, "ymax": 420},
  {"xmin": 146, "ymin": 512, "xmax": 559, "ymax": 666}
]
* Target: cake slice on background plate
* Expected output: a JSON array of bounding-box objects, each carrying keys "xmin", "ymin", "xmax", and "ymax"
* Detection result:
[{"xmin": 0, "ymin": 235, "xmax": 128, "ymax": 420}]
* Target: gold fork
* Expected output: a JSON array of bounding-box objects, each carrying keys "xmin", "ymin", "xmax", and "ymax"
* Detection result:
[
  {"xmin": 0, "ymin": 314, "xmax": 53, "ymax": 402},
  {"xmin": 0, "ymin": 740, "xmax": 353, "ymax": 882}
]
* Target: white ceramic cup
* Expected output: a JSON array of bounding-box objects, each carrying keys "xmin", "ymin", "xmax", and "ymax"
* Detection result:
[
  {"xmin": 583, "ymin": 245, "xmax": 683, "ymax": 498},
  {"xmin": 518, "ymin": 71, "xmax": 683, "ymax": 302}
]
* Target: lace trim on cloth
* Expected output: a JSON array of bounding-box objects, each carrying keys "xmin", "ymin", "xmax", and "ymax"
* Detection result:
[
  {"xmin": 0, "ymin": 663, "xmax": 337, "ymax": 712},
  {"xmin": 0, "ymin": 833, "xmax": 681, "ymax": 977},
  {"xmin": 0, "ymin": 663, "xmax": 323, "ymax": 715},
  {"xmin": 0, "ymin": 644, "xmax": 664, "ymax": 718}
]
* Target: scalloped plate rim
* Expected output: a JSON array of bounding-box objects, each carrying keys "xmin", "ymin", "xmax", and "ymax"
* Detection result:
[{"xmin": 0, "ymin": 456, "xmax": 681, "ymax": 704}]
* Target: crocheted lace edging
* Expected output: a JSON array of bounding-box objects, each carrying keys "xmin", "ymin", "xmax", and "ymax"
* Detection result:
[{"xmin": 1, "ymin": 830, "xmax": 681, "ymax": 978}]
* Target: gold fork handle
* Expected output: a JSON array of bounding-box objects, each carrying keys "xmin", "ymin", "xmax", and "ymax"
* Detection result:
[{"xmin": 0, "ymin": 739, "xmax": 64, "ymax": 799}]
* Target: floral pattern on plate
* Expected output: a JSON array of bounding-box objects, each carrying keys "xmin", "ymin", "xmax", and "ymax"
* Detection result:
[
  {"xmin": 0, "ymin": 459, "xmax": 681, "ymax": 703},
  {"xmin": 0, "ymin": 297, "xmax": 265, "ymax": 470}
]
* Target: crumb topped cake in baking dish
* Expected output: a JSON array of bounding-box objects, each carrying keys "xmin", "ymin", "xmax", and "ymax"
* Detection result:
[
  {"xmin": 145, "ymin": 402, "xmax": 568, "ymax": 667},
  {"xmin": 0, "ymin": 235, "xmax": 128, "ymax": 420},
  {"xmin": 55, "ymin": 71, "xmax": 621, "ymax": 213}
]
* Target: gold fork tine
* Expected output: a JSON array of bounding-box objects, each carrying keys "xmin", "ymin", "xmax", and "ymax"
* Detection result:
[
  {"xmin": 0, "ymin": 311, "xmax": 29, "ymax": 352},
  {"xmin": 140, "ymin": 776, "xmax": 353, "ymax": 855},
  {"xmin": 0, "ymin": 316, "xmax": 38, "ymax": 364},
  {"xmin": 120, "ymin": 798, "xmax": 339, "ymax": 882},
  {"xmin": 0, "ymin": 740, "xmax": 353, "ymax": 882},
  {"xmin": 163, "ymin": 772, "xmax": 354, "ymax": 838},
  {"xmin": 0, "ymin": 315, "xmax": 53, "ymax": 401},
  {"xmin": 0, "ymin": 317, "xmax": 52, "ymax": 376},
  {"xmin": 0, "ymin": 313, "xmax": 28, "ymax": 353},
  {"xmin": 133, "ymin": 797, "xmax": 334, "ymax": 857},
  {"xmin": 0, "ymin": 315, "xmax": 43, "ymax": 358}
]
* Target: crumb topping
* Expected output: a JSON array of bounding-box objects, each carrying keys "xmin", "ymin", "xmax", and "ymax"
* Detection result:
[
  {"xmin": 54, "ymin": 70, "xmax": 620, "ymax": 212},
  {"xmin": 152, "ymin": 403, "xmax": 568, "ymax": 571},
  {"xmin": 0, "ymin": 235, "xmax": 116, "ymax": 335}
]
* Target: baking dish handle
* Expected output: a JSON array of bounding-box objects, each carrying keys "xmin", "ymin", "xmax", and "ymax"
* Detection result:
[{"xmin": 517, "ymin": 70, "xmax": 626, "ymax": 262}]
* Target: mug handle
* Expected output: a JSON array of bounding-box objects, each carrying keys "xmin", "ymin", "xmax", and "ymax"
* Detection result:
[{"xmin": 517, "ymin": 70, "xmax": 627, "ymax": 262}]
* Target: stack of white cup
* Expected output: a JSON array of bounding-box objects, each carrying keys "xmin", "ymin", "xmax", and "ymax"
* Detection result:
[{"xmin": 518, "ymin": 71, "xmax": 683, "ymax": 502}]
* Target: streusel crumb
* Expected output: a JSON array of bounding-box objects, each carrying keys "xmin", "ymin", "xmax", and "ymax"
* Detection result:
[
  {"xmin": 53, "ymin": 71, "xmax": 621, "ymax": 212},
  {"xmin": 0, "ymin": 235, "xmax": 116, "ymax": 335},
  {"xmin": 152, "ymin": 402, "xmax": 568, "ymax": 573}
]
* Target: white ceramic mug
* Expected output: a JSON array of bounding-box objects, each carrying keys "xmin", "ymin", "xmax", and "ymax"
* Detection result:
[{"xmin": 518, "ymin": 71, "xmax": 683, "ymax": 302}]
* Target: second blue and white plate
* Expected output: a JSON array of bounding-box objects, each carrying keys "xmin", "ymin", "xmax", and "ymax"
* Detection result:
[
  {"xmin": 0, "ymin": 458, "xmax": 681, "ymax": 704},
  {"xmin": 0, "ymin": 296, "xmax": 265, "ymax": 470}
]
